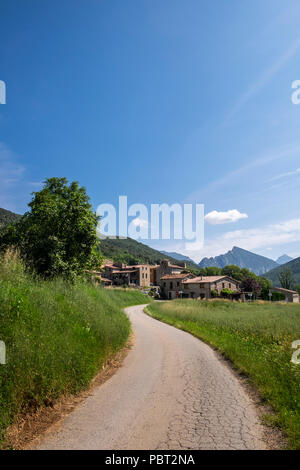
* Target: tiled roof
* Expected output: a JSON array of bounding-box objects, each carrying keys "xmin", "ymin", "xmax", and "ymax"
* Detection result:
[
  {"xmin": 160, "ymin": 273, "xmax": 193, "ymax": 280},
  {"xmin": 111, "ymin": 269, "xmax": 138, "ymax": 274},
  {"xmin": 182, "ymin": 276, "xmax": 240, "ymax": 284},
  {"xmin": 272, "ymin": 287, "xmax": 299, "ymax": 294}
]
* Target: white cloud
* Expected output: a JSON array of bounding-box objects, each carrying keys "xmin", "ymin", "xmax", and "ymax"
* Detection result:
[
  {"xmin": 205, "ymin": 209, "xmax": 248, "ymax": 225},
  {"xmin": 131, "ymin": 217, "xmax": 148, "ymax": 228},
  {"xmin": 181, "ymin": 217, "xmax": 300, "ymax": 262}
]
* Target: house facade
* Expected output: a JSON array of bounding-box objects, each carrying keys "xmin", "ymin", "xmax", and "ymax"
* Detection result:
[
  {"xmin": 271, "ymin": 287, "xmax": 300, "ymax": 303},
  {"xmin": 102, "ymin": 262, "xmax": 151, "ymax": 287},
  {"xmin": 180, "ymin": 275, "xmax": 240, "ymax": 299},
  {"xmin": 151, "ymin": 259, "xmax": 187, "ymax": 285},
  {"xmin": 160, "ymin": 273, "xmax": 195, "ymax": 299}
]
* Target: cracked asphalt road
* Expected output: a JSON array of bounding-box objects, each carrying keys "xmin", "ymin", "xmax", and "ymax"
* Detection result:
[{"xmin": 36, "ymin": 304, "xmax": 267, "ymax": 450}]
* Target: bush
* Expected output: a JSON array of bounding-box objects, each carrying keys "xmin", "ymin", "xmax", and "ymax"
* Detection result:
[
  {"xmin": 271, "ymin": 292, "xmax": 286, "ymax": 302},
  {"xmin": 220, "ymin": 288, "xmax": 235, "ymax": 298}
]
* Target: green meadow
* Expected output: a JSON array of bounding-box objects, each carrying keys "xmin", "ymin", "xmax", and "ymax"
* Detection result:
[
  {"xmin": 0, "ymin": 252, "xmax": 148, "ymax": 445},
  {"xmin": 147, "ymin": 299, "xmax": 300, "ymax": 449}
]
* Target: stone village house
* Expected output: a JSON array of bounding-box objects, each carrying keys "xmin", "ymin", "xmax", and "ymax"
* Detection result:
[
  {"xmin": 161, "ymin": 273, "xmax": 241, "ymax": 300},
  {"xmin": 90, "ymin": 259, "xmax": 242, "ymax": 300}
]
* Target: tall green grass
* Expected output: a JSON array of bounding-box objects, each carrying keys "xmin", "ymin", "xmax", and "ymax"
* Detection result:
[
  {"xmin": 0, "ymin": 251, "xmax": 148, "ymax": 444},
  {"xmin": 147, "ymin": 299, "xmax": 300, "ymax": 449}
]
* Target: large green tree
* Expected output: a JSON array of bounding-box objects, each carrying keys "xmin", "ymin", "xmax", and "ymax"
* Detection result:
[
  {"xmin": 278, "ymin": 267, "xmax": 295, "ymax": 290},
  {"xmin": 0, "ymin": 178, "xmax": 101, "ymax": 278}
]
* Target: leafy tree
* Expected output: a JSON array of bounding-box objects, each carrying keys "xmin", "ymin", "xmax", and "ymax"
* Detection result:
[
  {"xmin": 295, "ymin": 285, "xmax": 300, "ymax": 295},
  {"xmin": 278, "ymin": 267, "xmax": 295, "ymax": 290},
  {"xmin": 0, "ymin": 177, "xmax": 101, "ymax": 278},
  {"xmin": 257, "ymin": 276, "xmax": 272, "ymax": 300},
  {"xmin": 198, "ymin": 266, "xmax": 222, "ymax": 276},
  {"xmin": 240, "ymin": 277, "xmax": 262, "ymax": 295},
  {"xmin": 221, "ymin": 265, "xmax": 242, "ymax": 280},
  {"xmin": 240, "ymin": 267, "xmax": 256, "ymax": 279}
]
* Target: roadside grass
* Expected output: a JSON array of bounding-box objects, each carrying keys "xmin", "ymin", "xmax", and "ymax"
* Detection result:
[
  {"xmin": 0, "ymin": 251, "xmax": 148, "ymax": 445},
  {"xmin": 146, "ymin": 299, "xmax": 300, "ymax": 449}
]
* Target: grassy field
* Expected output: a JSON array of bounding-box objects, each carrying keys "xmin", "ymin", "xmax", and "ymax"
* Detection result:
[
  {"xmin": 0, "ymin": 252, "xmax": 148, "ymax": 445},
  {"xmin": 147, "ymin": 299, "xmax": 300, "ymax": 449}
]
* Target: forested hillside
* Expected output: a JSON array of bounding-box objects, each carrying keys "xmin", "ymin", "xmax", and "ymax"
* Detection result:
[
  {"xmin": 0, "ymin": 208, "xmax": 22, "ymax": 227},
  {"xmin": 98, "ymin": 237, "xmax": 199, "ymax": 269}
]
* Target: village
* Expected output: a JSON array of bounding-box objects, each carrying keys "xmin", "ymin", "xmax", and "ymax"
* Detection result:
[{"xmin": 88, "ymin": 258, "xmax": 300, "ymax": 303}]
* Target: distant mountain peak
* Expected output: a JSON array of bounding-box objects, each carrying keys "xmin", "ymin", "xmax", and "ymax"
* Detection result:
[
  {"xmin": 160, "ymin": 251, "xmax": 197, "ymax": 265},
  {"xmin": 199, "ymin": 246, "xmax": 279, "ymax": 276},
  {"xmin": 276, "ymin": 254, "xmax": 293, "ymax": 265}
]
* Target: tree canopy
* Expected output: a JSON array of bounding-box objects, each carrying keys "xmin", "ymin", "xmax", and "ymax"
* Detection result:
[{"xmin": 0, "ymin": 178, "xmax": 102, "ymax": 278}]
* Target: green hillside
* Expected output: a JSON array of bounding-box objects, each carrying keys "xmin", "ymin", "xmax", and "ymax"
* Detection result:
[
  {"xmin": 0, "ymin": 208, "xmax": 22, "ymax": 227},
  {"xmin": 265, "ymin": 257, "xmax": 300, "ymax": 286},
  {"xmin": 98, "ymin": 237, "xmax": 200, "ymax": 269}
]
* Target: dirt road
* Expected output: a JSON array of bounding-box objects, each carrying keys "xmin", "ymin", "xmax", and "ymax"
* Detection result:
[{"xmin": 36, "ymin": 304, "xmax": 267, "ymax": 450}]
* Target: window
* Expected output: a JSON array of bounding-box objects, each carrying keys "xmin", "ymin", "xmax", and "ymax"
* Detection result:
[
  {"xmin": 163, "ymin": 282, "xmax": 166, "ymax": 287},
  {"xmin": 177, "ymin": 281, "xmax": 180, "ymax": 287},
  {"xmin": 170, "ymin": 282, "xmax": 173, "ymax": 289},
  {"xmin": 229, "ymin": 283, "xmax": 231, "ymax": 288},
  {"xmin": 222, "ymin": 283, "xmax": 225, "ymax": 288}
]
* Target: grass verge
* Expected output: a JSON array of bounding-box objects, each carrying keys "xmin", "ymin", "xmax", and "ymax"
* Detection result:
[
  {"xmin": 146, "ymin": 299, "xmax": 300, "ymax": 449},
  {"xmin": 0, "ymin": 251, "xmax": 148, "ymax": 446}
]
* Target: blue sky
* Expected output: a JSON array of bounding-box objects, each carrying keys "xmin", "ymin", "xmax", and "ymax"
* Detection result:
[{"xmin": 1, "ymin": 0, "xmax": 300, "ymax": 262}]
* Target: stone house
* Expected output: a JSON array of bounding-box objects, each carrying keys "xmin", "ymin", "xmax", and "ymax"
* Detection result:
[
  {"xmin": 102, "ymin": 262, "xmax": 151, "ymax": 287},
  {"xmin": 160, "ymin": 273, "xmax": 195, "ymax": 299},
  {"xmin": 151, "ymin": 259, "xmax": 187, "ymax": 285},
  {"xmin": 271, "ymin": 287, "xmax": 300, "ymax": 303},
  {"xmin": 181, "ymin": 275, "xmax": 240, "ymax": 299}
]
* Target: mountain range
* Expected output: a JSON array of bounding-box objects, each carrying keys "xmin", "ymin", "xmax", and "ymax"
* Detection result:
[{"xmin": 199, "ymin": 246, "xmax": 279, "ymax": 276}]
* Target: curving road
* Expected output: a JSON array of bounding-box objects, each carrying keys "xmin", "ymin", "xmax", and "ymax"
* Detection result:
[{"xmin": 36, "ymin": 304, "xmax": 267, "ymax": 450}]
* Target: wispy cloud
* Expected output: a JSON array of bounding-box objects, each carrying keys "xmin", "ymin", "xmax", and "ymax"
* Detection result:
[
  {"xmin": 205, "ymin": 209, "xmax": 248, "ymax": 225},
  {"xmin": 0, "ymin": 143, "xmax": 25, "ymax": 210},
  {"xmin": 186, "ymin": 142, "xmax": 300, "ymax": 202},
  {"xmin": 181, "ymin": 217, "xmax": 300, "ymax": 262},
  {"xmin": 223, "ymin": 35, "xmax": 300, "ymax": 124},
  {"xmin": 267, "ymin": 167, "xmax": 300, "ymax": 183},
  {"xmin": 0, "ymin": 142, "xmax": 41, "ymax": 212}
]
